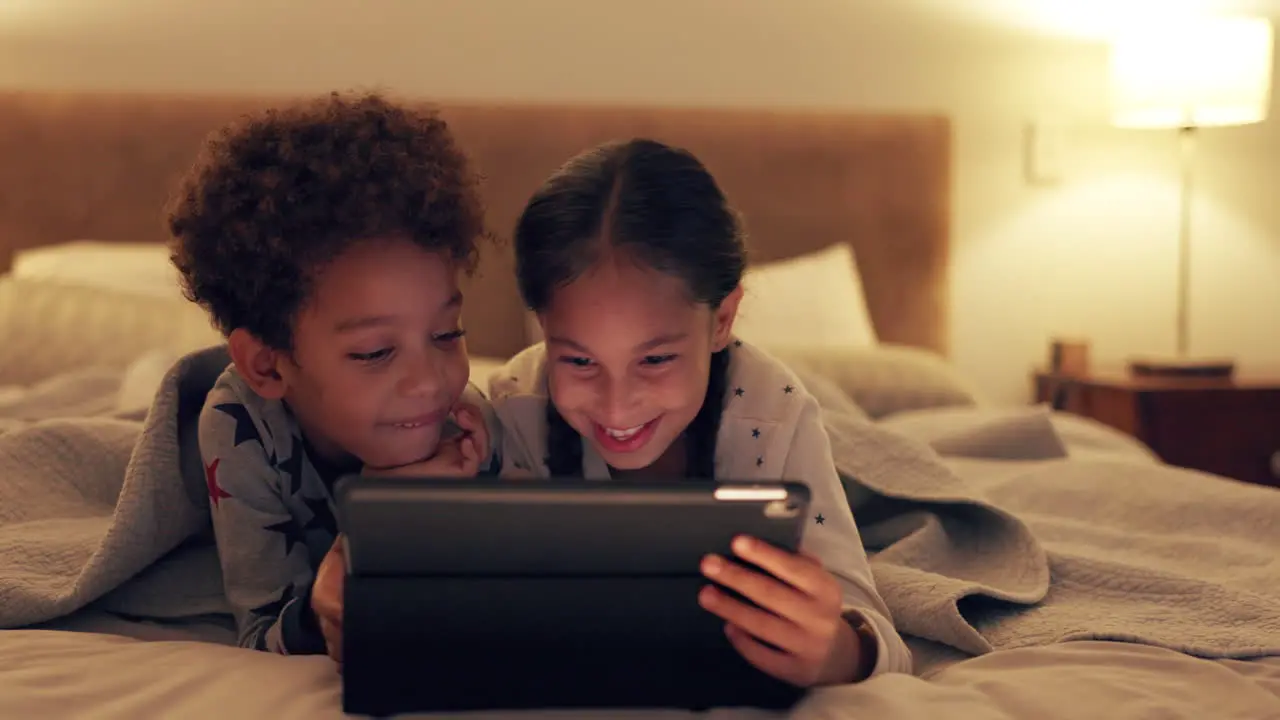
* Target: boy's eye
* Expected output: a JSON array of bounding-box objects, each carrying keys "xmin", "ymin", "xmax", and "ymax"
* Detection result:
[
  {"xmin": 434, "ymin": 329, "xmax": 467, "ymax": 343},
  {"xmin": 558, "ymin": 355, "xmax": 593, "ymax": 368},
  {"xmin": 642, "ymin": 354, "xmax": 677, "ymax": 366},
  {"xmin": 349, "ymin": 348, "xmax": 392, "ymax": 363}
]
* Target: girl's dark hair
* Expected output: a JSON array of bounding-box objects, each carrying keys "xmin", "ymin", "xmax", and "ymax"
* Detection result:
[{"xmin": 514, "ymin": 139, "xmax": 747, "ymax": 478}]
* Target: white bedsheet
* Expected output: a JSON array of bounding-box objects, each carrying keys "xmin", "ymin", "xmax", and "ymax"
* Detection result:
[{"xmin": 0, "ymin": 629, "xmax": 1276, "ymax": 720}]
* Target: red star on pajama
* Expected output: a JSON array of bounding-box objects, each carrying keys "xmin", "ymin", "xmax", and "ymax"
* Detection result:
[{"xmin": 205, "ymin": 458, "xmax": 233, "ymax": 508}]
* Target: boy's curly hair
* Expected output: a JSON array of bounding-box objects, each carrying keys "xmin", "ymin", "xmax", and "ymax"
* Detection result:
[{"xmin": 168, "ymin": 91, "xmax": 486, "ymax": 351}]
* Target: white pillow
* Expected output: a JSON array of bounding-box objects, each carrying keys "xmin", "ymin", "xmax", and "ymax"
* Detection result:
[
  {"xmin": 733, "ymin": 243, "xmax": 878, "ymax": 350},
  {"xmin": 524, "ymin": 311, "xmax": 544, "ymax": 345},
  {"xmin": 522, "ymin": 244, "xmax": 877, "ymax": 351},
  {"xmin": 11, "ymin": 241, "xmax": 183, "ymax": 299},
  {"xmin": 772, "ymin": 344, "xmax": 986, "ymax": 420},
  {"xmin": 468, "ymin": 355, "xmax": 509, "ymax": 389},
  {"xmin": 0, "ymin": 276, "xmax": 223, "ymax": 386}
]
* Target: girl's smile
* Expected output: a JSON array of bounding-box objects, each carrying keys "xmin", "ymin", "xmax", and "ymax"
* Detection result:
[
  {"xmin": 593, "ymin": 415, "xmax": 663, "ymax": 454},
  {"xmin": 541, "ymin": 255, "xmax": 735, "ymax": 472}
]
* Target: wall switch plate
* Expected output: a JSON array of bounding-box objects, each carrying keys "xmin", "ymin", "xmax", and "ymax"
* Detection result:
[{"xmin": 1024, "ymin": 119, "xmax": 1065, "ymax": 185}]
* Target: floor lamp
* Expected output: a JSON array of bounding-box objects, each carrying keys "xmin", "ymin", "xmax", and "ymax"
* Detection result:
[{"xmin": 1109, "ymin": 16, "xmax": 1274, "ymax": 379}]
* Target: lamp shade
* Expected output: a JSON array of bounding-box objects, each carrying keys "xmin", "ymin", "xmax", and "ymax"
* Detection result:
[{"xmin": 1110, "ymin": 17, "xmax": 1274, "ymax": 128}]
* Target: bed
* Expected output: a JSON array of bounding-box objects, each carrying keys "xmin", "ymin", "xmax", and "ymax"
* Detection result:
[{"xmin": 1, "ymin": 91, "xmax": 1278, "ymax": 720}]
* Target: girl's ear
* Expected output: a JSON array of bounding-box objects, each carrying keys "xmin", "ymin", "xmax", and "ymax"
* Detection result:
[
  {"xmin": 227, "ymin": 328, "xmax": 288, "ymax": 400},
  {"xmin": 710, "ymin": 284, "xmax": 744, "ymax": 352}
]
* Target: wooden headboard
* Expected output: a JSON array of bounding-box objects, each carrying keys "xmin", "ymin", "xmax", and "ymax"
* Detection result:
[{"xmin": 0, "ymin": 91, "xmax": 951, "ymax": 358}]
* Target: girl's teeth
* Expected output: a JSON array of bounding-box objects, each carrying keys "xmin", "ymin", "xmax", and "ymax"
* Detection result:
[{"xmin": 606, "ymin": 424, "xmax": 644, "ymax": 440}]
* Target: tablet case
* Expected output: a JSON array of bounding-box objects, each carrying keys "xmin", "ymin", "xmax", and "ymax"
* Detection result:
[
  {"xmin": 339, "ymin": 478, "xmax": 810, "ymax": 715},
  {"xmin": 343, "ymin": 575, "xmax": 806, "ymax": 715}
]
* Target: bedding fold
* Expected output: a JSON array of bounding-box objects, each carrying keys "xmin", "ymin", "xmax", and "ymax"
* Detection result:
[
  {"xmin": 830, "ymin": 403, "xmax": 1280, "ymax": 660},
  {"xmin": 0, "ymin": 346, "xmax": 230, "ymax": 628}
]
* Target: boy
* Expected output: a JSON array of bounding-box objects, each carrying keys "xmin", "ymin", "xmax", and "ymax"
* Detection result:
[{"xmin": 168, "ymin": 92, "xmax": 497, "ymax": 662}]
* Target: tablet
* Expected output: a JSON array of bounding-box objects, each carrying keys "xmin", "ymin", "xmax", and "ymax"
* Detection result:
[
  {"xmin": 337, "ymin": 477, "xmax": 814, "ymax": 713},
  {"xmin": 336, "ymin": 476, "xmax": 811, "ymax": 577}
]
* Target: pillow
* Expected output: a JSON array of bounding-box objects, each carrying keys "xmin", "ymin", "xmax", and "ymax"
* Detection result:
[
  {"xmin": 790, "ymin": 363, "xmax": 871, "ymax": 423},
  {"xmin": 524, "ymin": 311, "xmax": 544, "ymax": 345},
  {"xmin": 11, "ymin": 241, "xmax": 182, "ymax": 299},
  {"xmin": 521, "ymin": 243, "xmax": 875, "ymax": 352},
  {"xmin": 878, "ymin": 405, "xmax": 1162, "ymax": 465},
  {"xmin": 733, "ymin": 243, "xmax": 877, "ymax": 350},
  {"xmin": 468, "ymin": 355, "xmax": 509, "ymax": 390},
  {"xmin": 771, "ymin": 344, "xmax": 985, "ymax": 420},
  {"xmin": 0, "ymin": 276, "xmax": 223, "ymax": 386}
]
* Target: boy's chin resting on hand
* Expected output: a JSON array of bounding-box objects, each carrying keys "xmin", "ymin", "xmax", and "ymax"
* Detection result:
[{"xmin": 362, "ymin": 403, "xmax": 489, "ymax": 479}]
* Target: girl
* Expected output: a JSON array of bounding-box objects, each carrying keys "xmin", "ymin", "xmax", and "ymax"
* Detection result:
[{"xmin": 489, "ymin": 139, "xmax": 911, "ymax": 687}]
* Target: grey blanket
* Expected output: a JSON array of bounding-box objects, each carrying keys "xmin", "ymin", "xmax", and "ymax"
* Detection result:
[
  {"xmin": 0, "ymin": 347, "xmax": 231, "ymax": 628},
  {"xmin": 4, "ymin": 347, "xmax": 1279, "ymax": 671},
  {"xmin": 824, "ymin": 402, "xmax": 1280, "ymax": 659}
]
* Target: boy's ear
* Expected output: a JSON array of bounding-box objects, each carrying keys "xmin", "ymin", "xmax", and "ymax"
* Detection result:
[
  {"xmin": 227, "ymin": 328, "xmax": 287, "ymax": 400},
  {"xmin": 711, "ymin": 284, "xmax": 744, "ymax": 352}
]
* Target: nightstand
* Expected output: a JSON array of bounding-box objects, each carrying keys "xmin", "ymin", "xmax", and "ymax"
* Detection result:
[{"xmin": 1033, "ymin": 371, "xmax": 1280, "ymax": 488}]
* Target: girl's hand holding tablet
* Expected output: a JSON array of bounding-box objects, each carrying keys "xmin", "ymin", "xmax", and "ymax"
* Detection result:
[{"xmin": 698, "ymin": 535, "xmax": 861, "ymax": 688}]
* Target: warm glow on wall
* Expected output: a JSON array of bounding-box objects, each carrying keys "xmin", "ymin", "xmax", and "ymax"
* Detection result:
[{"xmin": 913, "ymin": 0, "xmax": 1243, "ymax": 40}]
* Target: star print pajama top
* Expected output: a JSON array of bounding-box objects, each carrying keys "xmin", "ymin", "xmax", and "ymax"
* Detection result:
[
  {"xmin": 199, "ymin": 365, "xmax": 500, "ymax": 654},
  {"xmin": 487, "ymin": 339, "xmax": 913, "ymax": 677}
]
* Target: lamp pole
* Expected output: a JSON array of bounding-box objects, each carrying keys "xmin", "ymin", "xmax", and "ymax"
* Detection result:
[{"xmin": 1175, "ymin": 124, "xmax": 1195, "ymax": 358}]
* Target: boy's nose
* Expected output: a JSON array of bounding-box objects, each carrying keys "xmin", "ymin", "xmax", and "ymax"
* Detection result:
[{"xmin": 399, "ymin": 362, "xmax": 443, "ymax": 397}]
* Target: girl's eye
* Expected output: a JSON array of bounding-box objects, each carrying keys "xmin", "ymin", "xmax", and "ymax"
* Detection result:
[
  {"xmin": 558, "ymin": 356, "xmax": 593, "ymax": 368},
  {"xmin": 641, "ymin": 354, "xmax": 677, "ymax": 366},
  {"xmin": 349, "ymin": 348, "xmax": 393, "ymax": 363},
  {"xmin": 434, "ymin": 329, "xmax": 467, "ymax": 343}
]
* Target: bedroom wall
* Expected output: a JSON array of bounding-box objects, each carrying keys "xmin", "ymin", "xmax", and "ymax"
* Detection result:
[{"xmin": 1, "ymin": 0, "xmax": 1277, "ymax": 404}]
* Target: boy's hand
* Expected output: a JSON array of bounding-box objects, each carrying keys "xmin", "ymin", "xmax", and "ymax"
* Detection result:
[
  {"xmin": 311, "ymin": 535, "xmax": 346, "ymax": 669},
  {"xmin": 450, "ymin": 403, "xmax": 490, "ymax": 466},
  {"xmin": 368, "ymin": 404, "xmax": 489, "ymax": 479},
  {"xmin": 389, "ymin": 433, "xmax": 479, "ymax": 477}
]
